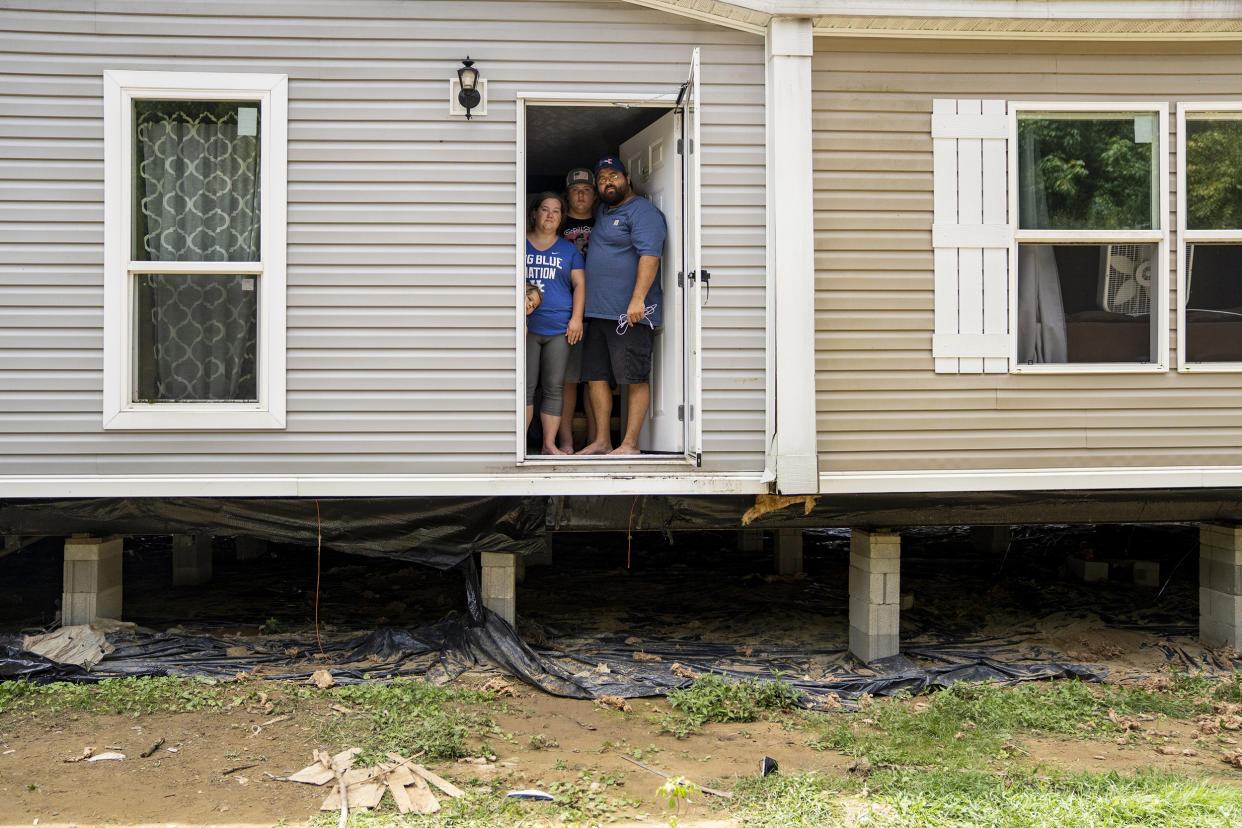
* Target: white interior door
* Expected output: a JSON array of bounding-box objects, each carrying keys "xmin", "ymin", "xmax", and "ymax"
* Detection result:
[
  {"xmin": 681, "ymin": 48, "xmax": 703, "ymax": 465},
  {"xmin": 621, "ymin": 110, "xmax": 683, "ymax": 453}
]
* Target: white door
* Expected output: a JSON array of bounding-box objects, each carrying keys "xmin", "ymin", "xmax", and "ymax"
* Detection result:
[
  {"xmin": 621, "ymin": 110, "xmax": 683, "ymax": 453},
  {"xmin": 680, "ymin": 48, "xmax": 703, "ymax": 465},
  {"xmin": 618, "ymin": 49, "xmax": 702, "ymax": 460}
]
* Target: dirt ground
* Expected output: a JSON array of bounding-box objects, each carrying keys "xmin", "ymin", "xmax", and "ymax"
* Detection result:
[
  {"xmin": 1, "ymin": 523, "xmax": 1240, "ymax": 825},
  {"xmin": 3, "ymin": 676, "xmax": 1241, "ymax": 827}
]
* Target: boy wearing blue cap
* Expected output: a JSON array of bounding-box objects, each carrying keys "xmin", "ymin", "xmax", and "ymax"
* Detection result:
[{"xmin": 576, "ymin": 156, "xmax": 668, "ymax": 455}]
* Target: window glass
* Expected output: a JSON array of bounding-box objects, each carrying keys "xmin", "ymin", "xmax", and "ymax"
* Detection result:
[
  {"xmin": 1184, "ymin": 243, "xmax": 1242, "ymax": 363},
  {"xmin": 131, "ymin": 100, "xmax": 261, "ymax": 262},
  {"xmin": 1017, "ymin": 113, "xmax": 1159, "ymax": 231},
  {"xmin": 1186, "ymin": 116, "xmax": 1242, "ymax": 231},
  {"xmin": 133, "ymin": 274, "xmax": 258, "ymax": 402},
  {"xmin": 1017, "ymin": 243, "xmax": 1157, "ymax": 364}
]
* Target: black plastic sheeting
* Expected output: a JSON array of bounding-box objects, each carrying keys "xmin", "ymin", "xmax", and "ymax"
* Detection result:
[
  {"xmin": 0, "ymin": 497, "xmax": 547, "ymax": 569},
  {"xmin": 0, "ymin": 558, "xmax": 1116, "ymax": 705}
]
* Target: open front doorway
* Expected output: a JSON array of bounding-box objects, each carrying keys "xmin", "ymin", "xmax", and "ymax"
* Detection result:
[{"xmin": 517, "ymin": 58, "xmax": 702, "ymax": 466}]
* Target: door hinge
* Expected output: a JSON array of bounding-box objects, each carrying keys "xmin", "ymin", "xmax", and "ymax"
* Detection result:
[
  {"xmin": 677, "ymin": 271, "xmax": 683, "ymax": 288},
  {"xmin": 678, "ymin": 404, "xmax": 693, "ymax": 421},
  {"xmin": 677, "ymin": 138, "xmax": 694, "ymax": 155},
  {"xmin": 695, "ymin": 451, "xmax": 702, "ymax": 467}
]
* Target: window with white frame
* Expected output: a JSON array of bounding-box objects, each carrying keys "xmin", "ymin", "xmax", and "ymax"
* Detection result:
[
  {"xmin": 1179, "ymin": 105, "xmax": 1242, "ymax": 369},
  {"xmin": 103, "ymin": 71, "xmax": 287, "ymax": 429},
  {"xmin": 931, "ymin": 100, "xmax": 1168, "ymax": 374},
  {"xmin": 1014, "ymin": 108, "xmax": 1166, "ymax": 368}
]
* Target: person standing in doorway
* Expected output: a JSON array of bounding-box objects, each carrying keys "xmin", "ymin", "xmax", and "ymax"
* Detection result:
[
  {"xmin": 557, "ymin": 167, "xmax": 597, "ymax": 453},
  {"xmin": 576, "ymin": 157, "xmax": 667, "ymax": 456},
  {"xmin": 562, "ymin": 167, "xmax": 596, "ymax": 256},
  {"xmin": 525, "ymin": 192, "xmax": 584, "ymax": 455}
]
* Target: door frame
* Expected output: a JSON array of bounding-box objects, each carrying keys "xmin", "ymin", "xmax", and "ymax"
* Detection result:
[{"xmin": 514, "ymin": 91, "xmax": 696, "ymax": 466}]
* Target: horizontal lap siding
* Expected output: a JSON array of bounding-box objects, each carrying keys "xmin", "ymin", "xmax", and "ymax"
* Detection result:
[
  {"xmin": 0, "ymin": 0, "xmax": 766, "ymax": 477},
  {"xmin": 813, "ymin": 38, "xmax": 1242, "ymax": 474}
]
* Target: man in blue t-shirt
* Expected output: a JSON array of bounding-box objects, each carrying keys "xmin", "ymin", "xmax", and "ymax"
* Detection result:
[{"xmin": 576, "ymin": 156, "xmax": 667, "ymax": 456}]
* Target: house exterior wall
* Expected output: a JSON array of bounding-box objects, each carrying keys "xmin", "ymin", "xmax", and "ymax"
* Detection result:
[
  {"xmin": 0, "ymin": 0, "xmax": 767, "ymax": 488},
  {"xmin": 812, "ymin": 36, "xmax": 1242, "ymax": 481}
]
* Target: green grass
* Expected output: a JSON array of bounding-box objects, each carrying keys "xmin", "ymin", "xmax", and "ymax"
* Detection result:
[
  {"xmin": 0, "ymin": 676, "xmax": 229, "ymax": 715},
  {"xmin": 729, "ymin": 769, "xmax": 1242, "ymax": 828},
  {"xmin": 806, "ymin": 676, "xmax": 1236, "ymax": 769},
  {"xmin": 661, "ymin": 673, "xmax": 799, "ymax": 738},
  {"xmin": 730, "ymin": 772, "xmax": 845, "ymax": 827},
  {"xmin": 869, "ymin": 767, "xmax": 1242, "ymax": 828},
  {"xmin": 0, "ymin": 676, "xmax": 498, "ymax": 765},
  {"xmin": 307, "ymin": 786, "xmax": 525, "ymax": 827},
  {"xmin": 317, "ymin": 680, "xmax": 498, "ymax": 764}
]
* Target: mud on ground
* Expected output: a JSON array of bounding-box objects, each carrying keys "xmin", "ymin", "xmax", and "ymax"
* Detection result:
[{"xmin": 1, "ymin": 523, "xmax": 1240, "ymax": 825}]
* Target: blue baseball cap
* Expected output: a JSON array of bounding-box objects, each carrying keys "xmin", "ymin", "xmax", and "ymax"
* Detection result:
[{"xmin": 593, "ymin": 156, "xmax": 627, "ymax": 177}]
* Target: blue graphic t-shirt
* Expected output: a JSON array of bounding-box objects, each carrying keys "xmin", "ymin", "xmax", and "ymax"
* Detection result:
[
  {"xmin": 526, "ymin": 237, "xmax": 584, "ymax": 337},
  {"xmin": 584, "ymin": 196, "xmax": 667, "ymax": 326}
]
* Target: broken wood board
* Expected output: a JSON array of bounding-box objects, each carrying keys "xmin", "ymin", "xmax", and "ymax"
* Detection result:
[
  {"xmin": 387, "ymin": 766, "xmax": 440, "ymax": 815},
  {"xmin": 321, "ymin": 779, "xmax": 385, "ymax": 811},
  {"xmin": 387, "ymin": 753, "xmax": 464, "ymax": 798}
]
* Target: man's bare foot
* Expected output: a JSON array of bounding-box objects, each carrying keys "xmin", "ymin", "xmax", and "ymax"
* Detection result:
[
  {"xmin": 556, "ymin": 441, "xmax": 575, "ymax": 454},
  {"xmin": 576, "ymin": 441, "xmax": 613, "ymax": 455},
  {"xmin": 608, "ymin": 442, "xmax": 641, "ymax": 455},
  {"xmin": 540, "ymin": 444, "xmax": 565, "ymax": 455}
]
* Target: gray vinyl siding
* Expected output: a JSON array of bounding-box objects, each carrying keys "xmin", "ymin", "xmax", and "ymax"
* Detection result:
[
  {"xmin": 812, "ymin": 37, "xmax": 1242, "ymax": 475},
  {"xmin": 0, "ymin": 0, "xmax": 766, "ymax": 478}
]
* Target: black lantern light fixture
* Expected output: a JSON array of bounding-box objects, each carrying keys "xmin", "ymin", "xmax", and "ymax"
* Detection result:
[{"xmin": 457, "ymin": 57, "xmax": 481, "ymax": 120}]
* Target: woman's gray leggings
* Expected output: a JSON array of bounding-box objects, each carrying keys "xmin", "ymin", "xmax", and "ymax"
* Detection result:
[{"xmin": 526, "ymin": 331, "xmax": 569, "ymax": 415}]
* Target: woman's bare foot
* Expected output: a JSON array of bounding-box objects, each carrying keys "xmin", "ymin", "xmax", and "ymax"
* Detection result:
[
  {"xmin": 575, "ymin": 441, "xmax": 612, "ymax": 455},
  {"xmin": 540, "ymin": 444, "xmax": 565, "ymax": 455},
  {"xmin": 608, "ymin": 442, "xmax": 641, "ymax": 455},
  {"xmin": 556, "ymin": 441, "xmax": 575, "ymax": 454}
]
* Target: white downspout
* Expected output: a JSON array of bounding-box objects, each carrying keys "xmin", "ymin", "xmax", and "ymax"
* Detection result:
[{"xmin": 766, "ymin": 17, "xmax": 819, "ymax": 494}]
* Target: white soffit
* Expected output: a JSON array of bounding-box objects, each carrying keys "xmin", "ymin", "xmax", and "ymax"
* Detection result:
[
  {"xmin": 620, "ymin": 0, "xmax": 770, "ymax": 33},
  {"xmin": 813, "ymin": 15, "xmax": 1242, "ymax": 40},
  {"xmin": 624, "ymin": 1, "xmax": 1242, "ymax": 40}
]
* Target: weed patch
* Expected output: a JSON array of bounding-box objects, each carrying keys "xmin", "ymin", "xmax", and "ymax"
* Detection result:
[
  {"xmin": 0, "ymin": 677, "xmax": 228, "ymax": 716},
  {"xmin": 661, "ymin": 673, "xmax": 798, "ymax": 738},
  {"xmin": 730, "ymin": 772, "xmax": 844, "ymax": 827},
  {"xmin": 807, "ymin": 677, "xmax": 1234, "ymax": 768},
  {"xmin": 316, "ymin": 680, "xmax": 496, "ymax": 764},
  {"xmin": 868, "ymin": 767, "xmax": 1242, "ymax": 827}
]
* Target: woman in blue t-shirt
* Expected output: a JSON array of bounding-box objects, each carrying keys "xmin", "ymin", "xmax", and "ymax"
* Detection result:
[{"xmin": 525, "ymin": 192, "xmax": 585, "ymax": 455}]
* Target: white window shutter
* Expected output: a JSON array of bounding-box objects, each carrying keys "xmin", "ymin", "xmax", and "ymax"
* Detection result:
[{"xmin": 931, "ymin": 99, "xmax": 1010, "ymax": 374}]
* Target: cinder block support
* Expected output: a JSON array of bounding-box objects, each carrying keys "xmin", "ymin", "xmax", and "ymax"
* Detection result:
[
  {"xmin": 848, "ymin": 529, "xmax": 901, "ymax": 663},
  {"xmin": 738, "ymin": 530, "xmax": 764, "ymax": 553},
  {"xmin": 480, "ymin": 552, "xmax": 517, "ymax": 627},
  {"xmin": 774, "ymin": 528, "xmax": 803, "ymax": 575},
  {"xmin": 1200, "ymin": 523, "xmax": 1242, "ymax": 649},
  {"xmin": 62, "ymin": 535, "xmax": 123, "ymax": 625},
  {"xmin": 172, "ymin": 534, "xmax": 213, "ymax": 586}
]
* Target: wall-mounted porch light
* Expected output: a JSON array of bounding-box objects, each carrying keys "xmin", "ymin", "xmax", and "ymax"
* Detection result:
[{"xmin": 455, "ymin": 57, "xmax": 482, "ymax": 120}]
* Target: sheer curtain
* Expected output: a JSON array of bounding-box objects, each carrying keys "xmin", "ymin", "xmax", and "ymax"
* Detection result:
[
  {"xmin": 134, "ymin": 101, "xmax": 260, "ymax": 401},
  {"xmin": 1016, "ymin": 127, "xmax": 1068, "ymax": 363}
]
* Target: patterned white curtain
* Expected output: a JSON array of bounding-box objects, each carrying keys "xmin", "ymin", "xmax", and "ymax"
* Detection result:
[{"xmin": 133, "ymin": 101, "xmax": 260, "ymax": 401}]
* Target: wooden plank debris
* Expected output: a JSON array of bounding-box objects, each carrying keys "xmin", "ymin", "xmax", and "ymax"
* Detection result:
[
  {"xmin": 322, "ymin": 779, "xmax": 385, "ymax": 811},
  {"xmin": 289, "ymin": 748, "xmax": 456, "ymax": 814},
  {"xmin": 388, "ymin": 753, "xmax": 464, "ymax": 798}
]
